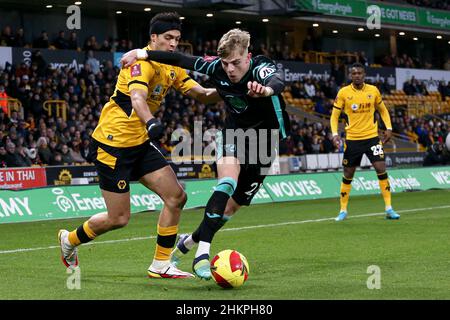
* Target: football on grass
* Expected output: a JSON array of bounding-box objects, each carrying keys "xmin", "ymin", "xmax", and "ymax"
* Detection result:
[{"xmin": 210, "ymin": 249, "xmax": 249, "ymax": 288}]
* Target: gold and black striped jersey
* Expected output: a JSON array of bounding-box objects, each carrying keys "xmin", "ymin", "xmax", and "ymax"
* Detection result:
[
  {"xmin": 330, "ymin": 83, "xmax": 392, "ymax": 140},
  {"xmin": 92, "ymin": 46, "xmax": 199, "ymax": 147}
]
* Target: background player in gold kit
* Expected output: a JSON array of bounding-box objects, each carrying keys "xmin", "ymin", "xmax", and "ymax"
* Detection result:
[
  {"xmin": 57, "ymin": 12, "xmax": 221, "ymax": 278},
  {"xmin": 331, "ymin": 63, "xmax": 400, "ymax": 221}
]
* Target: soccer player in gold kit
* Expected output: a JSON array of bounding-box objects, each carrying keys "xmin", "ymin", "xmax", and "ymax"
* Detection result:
[
  {"xmin": 57, "ymin": 12, "xmax": 221, "ymax": 278},
  {"xmin": 330, "ymin": 63, "xmax": 400, "ymax": 221}
]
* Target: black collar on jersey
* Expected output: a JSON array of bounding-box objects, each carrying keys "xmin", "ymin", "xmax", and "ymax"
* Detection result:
[{"xmin": 150, "ymin": 21, "xmax": 181, "ymax": 35}]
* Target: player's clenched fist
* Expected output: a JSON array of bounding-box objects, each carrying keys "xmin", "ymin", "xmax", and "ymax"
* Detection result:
[
  {"xmin": 120, "ymin": 49, "xmax": 139, "ymax": 68},
  {"xmin": 247, "ymin": 81, "xmax": 274, "ymax": 98},
  {"xmin": 146, "ymin": 118, "xmax": 164, "ymax": 141}
]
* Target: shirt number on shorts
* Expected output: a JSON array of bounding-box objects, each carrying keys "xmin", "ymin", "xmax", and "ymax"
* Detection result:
[
  {"xmin": 245, "ymin": 183, "xmax": 262, "ymax": 196},
  {"xmin": 371, "ymin": 144, "xmax": 384, "ymax": 156}
]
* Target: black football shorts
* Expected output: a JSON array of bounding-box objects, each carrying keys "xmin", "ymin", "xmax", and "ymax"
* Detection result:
[
  {"xmin": 343, "ymin": 137, "xmax": 385, "ymax": 167},
  {"xmin": 89, "ymin": 138, "xmax": 168, "ymax": 193}
]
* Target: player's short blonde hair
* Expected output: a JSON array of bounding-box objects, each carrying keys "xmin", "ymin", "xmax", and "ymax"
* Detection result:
[{"xmin": 217, "ymin": 29, "xmax": 250, "ymax": 58}]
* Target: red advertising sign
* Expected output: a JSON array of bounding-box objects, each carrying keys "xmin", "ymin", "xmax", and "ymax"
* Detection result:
[{"xmin": 0, "ymin": 167, "xmax": 47, "ymax": 190}]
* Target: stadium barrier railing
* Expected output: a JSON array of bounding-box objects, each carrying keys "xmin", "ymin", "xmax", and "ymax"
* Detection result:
[
  {"xmin": 2, "ymin": 98, "xmax": 23, "ymax": 118},
  {"xmin": 43, "ymin": 100, "xmax": 68, "ymax": 121}
]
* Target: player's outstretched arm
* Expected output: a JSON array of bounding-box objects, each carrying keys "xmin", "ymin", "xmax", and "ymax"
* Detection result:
[
  {"xmin": 121, "ymin": 49, "xmax": 201, "ymax": 72},
  {"xmin": 187, "ymin": 86, "xmax": 222, "ymax": 105},
  {"xmin": 121, "ymin": 49, "xmax": 141, "ymax": 68}
]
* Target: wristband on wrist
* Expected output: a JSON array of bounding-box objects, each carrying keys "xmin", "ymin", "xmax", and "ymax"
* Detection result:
[
  {"xmin": 146, "ymin": 118, "xmax": 156, "ymax": 128},
  {"xmin": 264, "ymin": 87, "xmax": 274, "ymax": 96},
  {"xmin": 136, "ymin": 49, "xmax": 148, "ymax": 60}
]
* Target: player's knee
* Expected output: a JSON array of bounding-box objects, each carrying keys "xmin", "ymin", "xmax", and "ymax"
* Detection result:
[
  {"xmin": 343, "ymin": 168, "xmax": 355, "ymax": 179},
  {"xmin": 110, "ymin": 214, "xmax": 130, "ymax": 229},
  {"xmin": 165, "ymin": 189, "xmax": 187, "ymax": 210},
  {"xmin": 178, "ymin": 190, "xmax": 188, "ymax": 208}
]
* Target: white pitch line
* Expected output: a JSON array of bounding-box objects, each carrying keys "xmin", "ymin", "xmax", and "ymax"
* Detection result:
[
  {"xmin": 1, "ymin": 205, "xmax": 449, "ymax": 255},
  {"xmin": 0, "ymin": 236, "xmax": 155, "ymax": 254},
  {"xmin": 221, "ymin": 204, "xmax": 450, "ymax": 232}
]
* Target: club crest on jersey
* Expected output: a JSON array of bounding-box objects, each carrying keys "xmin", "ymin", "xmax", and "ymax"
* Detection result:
[
  {"xmin": 131, "ymin": 64, "xmax": 141, "ymax": 77},
  {"xmin": 351, "ymin": 103, "xmax": 359, "ymax": 111},
  {"xmin": 170, "ymin": 70, "xmax": 176, "ymax": 80},
  {"xmin": 259, "ymin": 66, "xmax": 276, "ymax": 79}
]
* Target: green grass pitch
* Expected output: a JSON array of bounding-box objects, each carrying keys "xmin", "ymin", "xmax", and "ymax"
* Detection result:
[{"xmin": 0, "ymin": 189, "xmax": 449, "ymax": 300}]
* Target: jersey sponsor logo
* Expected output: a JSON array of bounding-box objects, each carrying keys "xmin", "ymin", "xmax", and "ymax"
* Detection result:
[
  {"xmin": 225, "ymin": 95, "xmax": 248, "ymax": 112},
  {"xmin": 170, "ymin": 70, "xmax": 176, "ymax": 80},
  {"xmin": 351, "ymin": 103, "xmax": 359, "ymax": 111},
  {"xmin": 367, "ymin": 94, "xmax": 373, "ymax": 99},
  {"xmin": 152, "ymin": 84, "xmax": 163, "ymax": 95},
  {"xmin": 151, "ymin": 84, "xmax": 167, "ymax": 101},
  {"xmin": 347, "ymin": 96, "xmax": 353, "ymax": 100},
  {"xmin": 220, "ymin": 81, "xmax": 230, "ymax": 86},
  {"xmin": 131, "ymin": 64, "xmax": 142, "ymax": 77},
  {"xmin": 259, "ymin": 66, "xmax": 276, "ymax": 79}
]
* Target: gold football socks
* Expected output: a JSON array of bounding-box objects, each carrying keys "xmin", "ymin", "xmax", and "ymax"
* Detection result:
[
  {"xmin": 377, "ymin": 172, "xmax": 392, "ymax": 210},
  {"xmin": 154, "ymin": 224, "xmax": 178, "ymax": 261},
  {"xmin": 340, "ymin": 176, "xmax": 353, "ymax": 212},
  {"xmin": 68, "ymin": 221, "xmax": 97, "ymax": 246}
]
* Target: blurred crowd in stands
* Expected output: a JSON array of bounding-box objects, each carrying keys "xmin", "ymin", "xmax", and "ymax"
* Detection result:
[
  {"xmin": 2, "ymin": 23, "xmax": 450, "ymax": 70},
  {"xmin": 402, "ymin": 76, "xmax": 450, "ymax": 97},
  {"xmin": 1, "ymin": 23, "xmax": 450, "ymax": 168},
  {"xmin": 391, "ymin": 112, "xmax": 449, "ymax": 147},
  {"xmin": 0, "ymin": 53, "xmax": 114, "ymax": 167},
  {"xmin": 0, "ymin": 26, "xmax": 135, "ymax": 53},
  {"xmin": 1, "ymin": 52, "xmax": 449, "ymax": 169}
]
